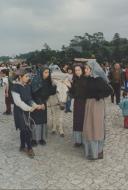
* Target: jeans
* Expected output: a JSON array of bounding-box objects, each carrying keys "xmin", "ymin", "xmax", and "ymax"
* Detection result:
[{"xmin": 65, "ymin": 96, "xmax": 72, "ymax": 112}]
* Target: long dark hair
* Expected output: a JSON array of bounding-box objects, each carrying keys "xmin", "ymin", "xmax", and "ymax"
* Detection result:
[{"xmin": 72, "ymin": 63, "xmax": 84, "ymax": 81}]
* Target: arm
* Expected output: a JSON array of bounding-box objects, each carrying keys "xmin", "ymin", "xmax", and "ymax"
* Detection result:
[{"xmin": 12, "ymin": 92, "xmax": 32, "ymax": 112}]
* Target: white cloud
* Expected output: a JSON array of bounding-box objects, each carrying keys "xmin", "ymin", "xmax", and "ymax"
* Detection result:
[{"xmin": 0, "ymin": 0, "xmax": 128, "ymax": 55}]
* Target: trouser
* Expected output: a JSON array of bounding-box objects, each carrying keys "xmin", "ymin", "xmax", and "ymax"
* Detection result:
[
  {"xmin": 5, "ymin": 97, "xmax": 11, "ymax": 113},
  {"xmin": 111, "ymin": 83, "xmax": 121, "ymax": 104},
  {"xmin": 20, "ymin": 128, "xmax": 32, "ymax": 150},
  {"xmin": 65, "ymin": 97, "xmax": 72, "ymax": 111}
]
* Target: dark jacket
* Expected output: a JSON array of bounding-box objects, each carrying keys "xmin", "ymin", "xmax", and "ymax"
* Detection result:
[
  {"xmin": 85, "ymin": 77, "xmax": 113, "ymax": 100},
  {"xmin": 108, "ymin": 69, "xmax": 124, "ymax": 86},
  {"xmin": 31, "ymin": 79, "xmax": 56, "ymax": 125},
  {"xmin": 69, "ymin": 75, "xmax": 86, "ymax": 100}
]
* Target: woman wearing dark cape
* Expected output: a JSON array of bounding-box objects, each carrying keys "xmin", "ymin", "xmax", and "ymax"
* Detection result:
[
  {"xmin": 69, "ymin": 64, "xmax": 86, "ymax": 147},
  {"xmin": 31, "ymin": 66, "xmax": 56, "ymax": 146}
]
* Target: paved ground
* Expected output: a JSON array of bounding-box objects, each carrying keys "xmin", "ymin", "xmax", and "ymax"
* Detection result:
[{"xmin": 0, "ymin": 88, "xmax": 128, "ymax": 190}]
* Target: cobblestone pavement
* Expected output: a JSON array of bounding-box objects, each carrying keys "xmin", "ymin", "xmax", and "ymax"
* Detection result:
[{"xmin": 0, "ymin": 88, "xmax": 128, "ymax": 190}]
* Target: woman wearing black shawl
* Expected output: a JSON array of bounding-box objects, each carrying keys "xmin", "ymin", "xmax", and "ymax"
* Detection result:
[
  {"xmin": 69, "ymin": 64, "xmax": 86, "ymax": 147},
  {"xmin": 31, "ymin": 66, "xmax": 56, "ymax": 146}
]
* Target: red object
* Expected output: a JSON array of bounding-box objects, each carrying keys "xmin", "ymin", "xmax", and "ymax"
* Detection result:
[{"xmin": 124, "ymin": 116, "xmax": 128, "ymax": 129}]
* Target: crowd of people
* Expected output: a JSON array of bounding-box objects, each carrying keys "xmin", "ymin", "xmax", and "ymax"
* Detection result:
[{"xmin": 0, "ymin": 60, "xmax": 128, "ymax": 160}]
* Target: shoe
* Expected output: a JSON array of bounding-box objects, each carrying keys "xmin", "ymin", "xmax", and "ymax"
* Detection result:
[
  {"xmin": 74, "ymin": 143, "xmax": 82, "ymax": 147},
  {"xmin": 39, "ymin": 140, "xmax": 46, "ymax": 145},
  {"xmin": 27, "ymin": 149, "xmax": 35, "ymax": 158},
  {"xmin": 19, "ymin": 147, "xmax": 27, "ymax": 153},
  {"xmin": 3, "ymin": 111, "xmax": 12, "ymax": 115},
  {"xmin": 31, "ymin": 140, "xmax": 38, "ymax": 147},
  {"xmin": 98, "ymin": 151, "xmax": 103, "ymax": 159},
  {"xmin": 65, "ymin": 110, "xmax": 72, "ymax": 113},
  {"xmin": 87, "ymin": 157, "xmax": 98, "ymax": 161}
]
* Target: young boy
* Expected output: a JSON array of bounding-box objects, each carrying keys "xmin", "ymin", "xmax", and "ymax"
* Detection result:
[
  {"xmin": 119, "ymin": 90, "xmax": 128, "ymax": 129},
  {"xmin": 65, "ymin": 66, "xmax": 73, "ymax": 113}
]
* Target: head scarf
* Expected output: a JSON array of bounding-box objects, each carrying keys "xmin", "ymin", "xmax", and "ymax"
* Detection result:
[
  {"xmin": 86, "ymin": 59, "xmax": 109, "ymax": 82},
  {"xmin": 31, "ymin": 65, "xmax": 51, "ymax": 93}
]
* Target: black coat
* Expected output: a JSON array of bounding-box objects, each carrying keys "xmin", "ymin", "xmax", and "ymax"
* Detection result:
[
  {"xmin": 69, "ymin": 76, "xmax": 86, "ymax": 100},
  {"xmin": 85, "ymin": 77, "xmax": 113, "ymax": 100},
  {"xmin": 31, "ymin": 80, "xmax": 56, "ymax": 125}
]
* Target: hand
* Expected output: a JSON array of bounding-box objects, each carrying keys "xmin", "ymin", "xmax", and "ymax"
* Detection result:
[
  {"xmin": 29, "ymin": 107, "xmax": 36, "ymax": 112},
  {"xmin": 36, "ymin": 104, "xmax": 45, "ymax": 110},
  {"xmin": 36, "ymin": 105, "xmax": 42, "ymax": 110},
  {"xmin": 41, "ymin": 104, "xmax": 45, "ymax": 110},
  {"xmin": 33, "ymin": 104, "xmax": 40, "ymax": 109}
]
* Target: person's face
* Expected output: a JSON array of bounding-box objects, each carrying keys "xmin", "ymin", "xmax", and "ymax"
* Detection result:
[
  {"xmin": 68, "ymin": 69, "xmax": 72, "ymax": 74},
  {"xmin": 114, "ymin": 64, "xmax": 120, "ymax": 70},
  {"xmin": 20, "ymin": 74, "xmax": 30, "ymax": 84},
  {"xmin": 42, "ymin": 69, "xmax": 49, "ymax": 79},
  {"xmin": 75, "ymin": 66, "xmax": 82, "ymax": 77},
  {"xmin": 63, "ymin": 65, "xmax": 68, "ymax": 71},
  {"xmin": 84, "ymin": 66, "xmax": 92, "ymax": 76}
]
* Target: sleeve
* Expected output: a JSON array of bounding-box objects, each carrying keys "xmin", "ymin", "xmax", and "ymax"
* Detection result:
[
  {"xmin": 95, "ymin": 78, "xmax": 113, "ymax": 100},
  {"xmin": 3, "ymin": 77, "xmax": 8, "ymax": 85},
  {"xmin": 12, "ymin": 91, "xmax": 32, "ymax": 111}
]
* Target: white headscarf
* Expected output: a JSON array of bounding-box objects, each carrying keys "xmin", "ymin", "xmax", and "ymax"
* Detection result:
[{"xmin": 86, "ymin": 59, "xmax": 109, "ymax": 83}]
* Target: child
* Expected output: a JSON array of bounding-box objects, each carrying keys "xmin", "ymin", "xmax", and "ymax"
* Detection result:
[
  {"xmin": 119, "ymin": 90, "xmax": 128, "ymax": 129},
  {"xmin": 11, "ymin": 69, "xmax": 42, "ymax": 158},
  {"xmin": 65, "ymin": 66, "xmax": 73, "ymax": 113}
]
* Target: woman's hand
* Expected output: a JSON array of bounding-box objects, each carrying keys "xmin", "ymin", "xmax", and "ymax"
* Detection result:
[
  {"xmin": 36, "ymin": 104, "xmax": 45, "ymax": 110},
  {"xmin": 41, "ymin": 104, "xmax": 45, "ymax": 110}
]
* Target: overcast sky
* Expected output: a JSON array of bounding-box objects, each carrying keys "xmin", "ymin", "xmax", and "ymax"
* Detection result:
[{"xmin": 0, "ymin": 0, "xmax": 128, "ymax": 56}]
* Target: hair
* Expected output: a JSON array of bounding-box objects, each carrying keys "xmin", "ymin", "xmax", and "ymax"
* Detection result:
[
  {"xmin": 84, "ymin": 63, "xmax": 92, "ymax": 70},
  {"xmin": 1, "ymin": 69, "xmax": 9, "ymax": 76},
  {"xmin": 122, "ymin": 90, "xmax": 128, "ymax": 98},
  {"xmin": 72, "ymin": 63, "xmax": 84, "ymax": 80},
  {"xmin": 18, "ymin": 69, "xmax": 29, "ymax": 78},
  {"xmin": 67, "ymin": 66, "xmax": 73, "ymax": 72}
]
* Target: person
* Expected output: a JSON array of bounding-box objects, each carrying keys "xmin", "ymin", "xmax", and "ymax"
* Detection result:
[
  {"xmin": 65, "ymin": 66, "xmax": 73, "ymax": 113},
  {"xmin": 109, "ymin": 63, "xmax": 124, "ymax": 104},
  {"xmin": 124, "ymin": 65, "xmax": 128, "ymax": 92},
  {"xmin": 31, "ymin": 66, "xmax": 56, "ymax": 146},
  {"xmin": 69, "ymin": 64, "xmax": 85, "ymax": 147},
  {"xmin": 11, "ymin": 69, "xmax": 42, "ymax": 158},
  {"xmin": 1, "ymin": 69, "xmax": 12, "ymax": 115},
  {"xmin": 119, "ymin": 90, "xmax": 128, "ymax": 129},
  {"xmin": 61, "ymin": 64, "xmax": 69, "ymax": 73},
  {"xmin": 83, "ymin": 63, "xmax": 112, "ymax": 160}
]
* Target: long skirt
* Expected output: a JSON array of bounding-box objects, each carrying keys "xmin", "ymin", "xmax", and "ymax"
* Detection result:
[
  {"xmin": 73, "ymin": 99, "xmax": 85, "ymax": 144},
  {"xmin": 83, "ymin": 140, "xmax": 104, "ymax": 159},
  {"xmin": 83, "ymin": 99, "xmax": 105, "ymax": 159},
  {"xmin": 32, "ymin": 124, "xmax": 48, "ymax": 142}
]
